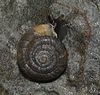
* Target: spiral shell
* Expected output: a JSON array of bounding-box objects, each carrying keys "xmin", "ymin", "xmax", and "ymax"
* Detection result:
[{"xmin": 17, "ymin": 24, "xmax": 68, "ymax": 83}]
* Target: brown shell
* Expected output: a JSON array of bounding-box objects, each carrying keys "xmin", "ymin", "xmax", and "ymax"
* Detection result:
[{"xmin": 17, "ymin": 31, "xmax": 68, "ymax": 83}]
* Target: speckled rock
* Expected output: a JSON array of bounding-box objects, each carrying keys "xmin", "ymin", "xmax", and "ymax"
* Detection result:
[{"xmin": 0, "ymin": 0, "xmax": 100, "ymax": 95}]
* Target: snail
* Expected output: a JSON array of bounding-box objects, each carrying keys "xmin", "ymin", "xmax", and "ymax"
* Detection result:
[{"xmin": 17, "ymin": 23, "xmax": 68, "ymax": 83}]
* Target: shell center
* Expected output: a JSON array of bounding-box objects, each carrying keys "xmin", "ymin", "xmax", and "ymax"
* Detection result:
[
  {"xmin": 39, "ymin": 55, "xmax": 48, "ymax": 64},
  {"xmin": 35, "ymin": 51, "xmax": 49, "ymax": 65}
]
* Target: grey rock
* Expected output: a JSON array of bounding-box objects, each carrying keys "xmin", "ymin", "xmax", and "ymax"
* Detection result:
[{"xmin": 0, "ymin": 0, "xmax": 100, "ymax": 95}]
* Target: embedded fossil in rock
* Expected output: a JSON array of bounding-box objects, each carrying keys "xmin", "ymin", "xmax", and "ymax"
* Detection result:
[
  {"xmin": 17, "ymin": 0, "xmax": 92, "ymax": 84},
  {"xmin": 17, "ymin": 24, "xmax": 68, "ymax": 83}
]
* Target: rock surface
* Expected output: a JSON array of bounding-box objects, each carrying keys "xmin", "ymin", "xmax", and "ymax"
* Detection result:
[{"xmin": 0, "ymin": 0, "xmax": 100, "ymax": 95}]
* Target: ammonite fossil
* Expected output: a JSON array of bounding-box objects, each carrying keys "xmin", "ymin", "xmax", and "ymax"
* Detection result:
[{"xmin": 17, "ymin": 24, "xmax": 68, "ymax": 83}]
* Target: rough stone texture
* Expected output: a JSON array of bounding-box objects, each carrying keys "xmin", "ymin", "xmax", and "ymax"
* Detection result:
[{"xmin": 0, "ymin": 0, "xmax": 100, "ymax": 95}]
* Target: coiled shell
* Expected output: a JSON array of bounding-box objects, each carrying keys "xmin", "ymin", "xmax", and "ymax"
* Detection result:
[{"xmin": 17, "ymin": 25, "xmax": 68, "ymax": 83}]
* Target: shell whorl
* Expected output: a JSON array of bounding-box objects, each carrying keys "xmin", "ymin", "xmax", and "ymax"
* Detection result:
[{"xmin": 17, "ymin": 24, "xmax": 68, "ymax": 83}]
